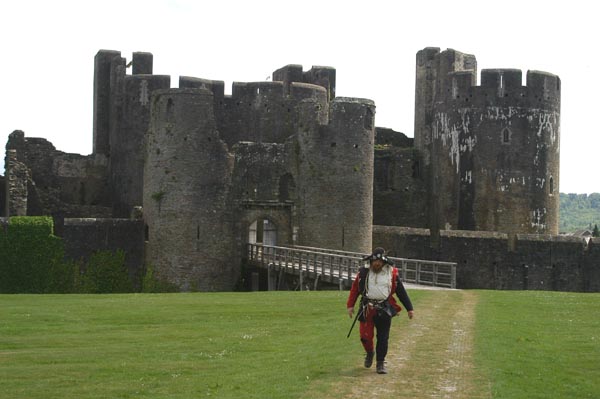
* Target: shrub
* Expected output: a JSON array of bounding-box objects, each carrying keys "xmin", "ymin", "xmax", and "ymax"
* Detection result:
[
  {"xmin": 0, "ymin": 216, "xmax": 65, "ymax": 293},
  {"xmin": 141, "ymin": 263, "xmax": 179, "ymax": 293},
  {"xmin": 78, "ymin": 250, "xmax": 133, "ymax": 293}
]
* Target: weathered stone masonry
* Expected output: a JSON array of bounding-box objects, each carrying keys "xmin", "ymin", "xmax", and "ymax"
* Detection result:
[
  {"xmin": 3, "ymin": 47, "xmax": 594, "ymax": 292},
  {"xmin": 413, "ymin": 48, "xmax": 560, "ymax": 236}
]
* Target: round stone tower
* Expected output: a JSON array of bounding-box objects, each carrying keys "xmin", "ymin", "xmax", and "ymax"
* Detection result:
[
  {"xmin": 144, "ymin": 88, "xmax": 235, "ymax": 291},
  {"xmin": 416, "ymin": 48, "xmax": 561, "ymax": 235},
  {"xmin": 295, "ymin": 97, "xmax": 375, "ymax": 252}
]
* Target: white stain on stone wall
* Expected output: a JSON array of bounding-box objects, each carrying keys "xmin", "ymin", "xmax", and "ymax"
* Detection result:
[
  {"xmin": 531, "ymin": 207, "xmax": 547, "ymax": 230},
  {"xmin": 462, "ymin": 170, "xmax": 472, "ymax": 184},
  {"xmin": 140, "ymin": 80, "xmax": 149, "ymax": 107},
  {"xmin": 434, "ymin": 112, "xmax": 463, "ymax": 174},
  {"xmin": 536, "ymin": 177, "xmax": 546, "ymax": 188}
]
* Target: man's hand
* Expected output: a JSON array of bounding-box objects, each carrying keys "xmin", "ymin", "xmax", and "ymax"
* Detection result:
[
  {"xmin": 407, "ymin": 310, "xmax": 414, "ymax": 319},
  {"xmin": 347, "ymin": 307, "xmax": 354, "ymax": 318}
]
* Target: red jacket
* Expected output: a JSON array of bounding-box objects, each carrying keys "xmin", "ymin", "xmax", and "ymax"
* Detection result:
[{"xmin": 346, "ymin": 266, "xmax": 413, "ymax": 314}]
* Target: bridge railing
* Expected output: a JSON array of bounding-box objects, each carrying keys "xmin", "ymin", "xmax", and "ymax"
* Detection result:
[{"xmin": 247, "ymin": 243, "xmax": 456, "ymax": 289}]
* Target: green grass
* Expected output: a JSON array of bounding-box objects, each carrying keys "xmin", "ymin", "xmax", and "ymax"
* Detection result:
[
  {"xmin": 0, "ymin": 291, "xmax": 425, "ymax": 399},
  {"xmin": 475, "ymin": 290, "xmax": 600, "ymax": 398},
  {"xmin": 1, "ymin": 290, "xmax": 598, "ymax": 398}
]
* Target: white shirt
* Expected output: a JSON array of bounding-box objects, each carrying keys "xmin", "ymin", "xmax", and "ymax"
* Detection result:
[{"xmin": 366, "ymin": 265, "xmax": 392, "ymax": 300}]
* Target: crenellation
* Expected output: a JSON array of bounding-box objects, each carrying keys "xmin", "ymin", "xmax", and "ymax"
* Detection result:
[
  {"xmin": 481, "ymin": 69, "xmax": 522, "ymax": 89},
  {"xmin": 526, "ymin": 70, "xmax": 561, "ymax": 103},
  {"xmin": 232, "ymin": 81, "xmax": 285, "ymax": 99},
  {"xmin": 179, "ymin": 76, "xmax": 225, "ymax": 99},
  {"xmin": 272, "ymin": 64, "xmax": 336, "ymax": 100},
  {"xmin": 272, "ymin": 64, "xmax": 303, "ymax": 86},
  {"xmin": 449, "ymin": 71, "xmax": 476, "ymax": 99},
  {"xmin": 132, "ymin": 52, "xmax": 153, "ymax": 75}
]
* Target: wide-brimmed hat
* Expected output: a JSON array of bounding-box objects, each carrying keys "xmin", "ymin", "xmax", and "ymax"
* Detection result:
[{"xmin": 363, "ymin": 247, "xmax": 393, "ymax": 264}]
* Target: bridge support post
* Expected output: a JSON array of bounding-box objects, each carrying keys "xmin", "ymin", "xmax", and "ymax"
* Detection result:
[
  {"xmin": 267, "ymin": 263, "xmax": 273, "ymax": 291},
  {"xmin": 251, "ymin": 272, "xmax": 259, "ymax": 291}
]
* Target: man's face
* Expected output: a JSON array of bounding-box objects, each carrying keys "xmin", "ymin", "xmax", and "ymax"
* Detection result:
[{"xmin": 371, "ymin": 259, "xmax": 385, "ymax": 273}]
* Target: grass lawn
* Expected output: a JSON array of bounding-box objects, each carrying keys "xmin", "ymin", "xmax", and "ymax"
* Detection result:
[
  {"xmin": 0, "ymin": 290, "xmax": 426, "ymax": 399},
  {"xmin": 475, "ymin": 290, "xmax": 600, "ymax": 398},
  {"xmin": 1, "ymin": 289, "xmax": 598, "ymax": 398}
]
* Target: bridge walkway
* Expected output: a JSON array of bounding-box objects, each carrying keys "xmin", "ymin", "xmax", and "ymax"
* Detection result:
[{"xmin": 246, "ymin": 244, "xmax": 457, "ymax": 290}]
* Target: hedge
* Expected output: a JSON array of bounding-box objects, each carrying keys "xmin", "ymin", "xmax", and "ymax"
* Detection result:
[
  {"xmin": 0, "ymin": 217, "xmax": 134, "ymax": 294},
  {"xmin": 0, "ymin": 216, "xmax": 65, "ymax": 293}
]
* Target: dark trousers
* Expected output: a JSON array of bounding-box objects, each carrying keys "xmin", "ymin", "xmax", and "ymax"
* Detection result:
[{"xmin": 359, "ymin": 306, "xmax": 392, "ymax": 361}]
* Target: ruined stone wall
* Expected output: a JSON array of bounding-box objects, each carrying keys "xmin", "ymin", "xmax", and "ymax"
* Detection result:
[
  {"xmin": 4, "ymin": 147, "xmax": 29, "ymax": 217},
  {"xmin": 414, "ymin": 48, "xmax": 560, "ymax": 235},
  {"xmin": 373, "ymin": 225, "xmax": 599, "ymax": 292},
  {"xmin": 4, "ymin": 130, "xmax": 111, "ymax": 219},
  {"xmin": 52, "ymin": 152, "xmax": 110, "ymax": 214}
]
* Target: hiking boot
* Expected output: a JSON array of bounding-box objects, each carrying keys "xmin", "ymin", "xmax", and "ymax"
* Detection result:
[
  {"xmin": 364, "ymin": 352, "xmax": 374, "ymax": 368},
  {"xmin": 376, "ymin": 361, "xmax": 387, "ymax": 374}
]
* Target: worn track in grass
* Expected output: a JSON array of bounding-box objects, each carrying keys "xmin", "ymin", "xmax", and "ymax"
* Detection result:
[{"xmin": 314, "ymin": 290, "xmax": 490, "ymax": 398}]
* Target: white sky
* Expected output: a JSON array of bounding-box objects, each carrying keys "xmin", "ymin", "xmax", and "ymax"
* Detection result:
[{"xmin": 1, "ymin": 0, "xmax": 597, "ymax": 193}]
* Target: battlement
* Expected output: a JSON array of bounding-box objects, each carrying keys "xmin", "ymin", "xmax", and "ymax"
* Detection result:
[
  {"xmin": 179, "ymin": 76, "xmax": 225, "ymax": 100},
  {"xmin": 329, "ymin": 97, "xmax": 375, "ymax": 130},
  {"xmin": 445, "ymin": 68, "xmax": 561, "ymax": 107},
  {"xmin": 272, "ymin": 64, "xmax": 336, "ymax": 99}
]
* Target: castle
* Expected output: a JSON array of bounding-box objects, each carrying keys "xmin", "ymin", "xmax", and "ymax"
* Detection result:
[{"xmin": 3, "ymin": 47, "xmax": 597, "ymax": 292}]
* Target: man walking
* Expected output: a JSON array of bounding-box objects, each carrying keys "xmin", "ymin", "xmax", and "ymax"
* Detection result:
[{"xmin": 347, "ymin": 247, "xmax": 414, "ymax": 374}]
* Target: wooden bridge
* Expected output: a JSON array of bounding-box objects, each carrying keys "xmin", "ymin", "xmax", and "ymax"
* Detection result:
[{"xmin": 246, "ymin": 244, "xmax": 457, "ymax": 290}]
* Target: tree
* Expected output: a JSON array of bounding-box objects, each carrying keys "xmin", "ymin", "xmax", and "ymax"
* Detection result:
[{"xmin": 593, "ymin": 224, "xmax": 600, "ymax": 238}]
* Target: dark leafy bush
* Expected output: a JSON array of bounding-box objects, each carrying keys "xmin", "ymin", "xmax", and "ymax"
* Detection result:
[{"xmin": 78, "ymin": 250, "xmax": 133, "ymax": 293}]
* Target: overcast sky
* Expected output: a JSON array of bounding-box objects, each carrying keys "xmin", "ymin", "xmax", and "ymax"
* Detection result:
[{"xmin": 1, "ymin": 0, "xmax": 597, "ymax": 193}]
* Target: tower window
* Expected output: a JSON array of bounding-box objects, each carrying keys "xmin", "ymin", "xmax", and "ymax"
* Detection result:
[{"xmin": 501, "ymin": 128, "xmax": 511, "ymax": 144}]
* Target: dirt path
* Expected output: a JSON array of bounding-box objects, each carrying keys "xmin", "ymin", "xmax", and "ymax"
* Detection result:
[{"xmin": 319, "ymin": 290, "xmax": 489, "ymax": 398}]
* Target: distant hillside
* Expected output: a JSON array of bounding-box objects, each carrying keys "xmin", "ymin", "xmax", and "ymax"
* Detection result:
[{"xmin": 559, "ymin": 193, "xmax": 600, "ymax": 233}]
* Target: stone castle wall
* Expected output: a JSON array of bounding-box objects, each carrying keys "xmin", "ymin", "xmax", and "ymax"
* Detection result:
[
  {"xmin": 373, "ymin": 145, "xmax": 427, "ymax": 227},
  {"xmin": 62, "ymin": 218, "xmax": 145, "ymax": 289},
  {"xmin": 373, "ymin": 225, "xmax": 599, "ymax": 292}
]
